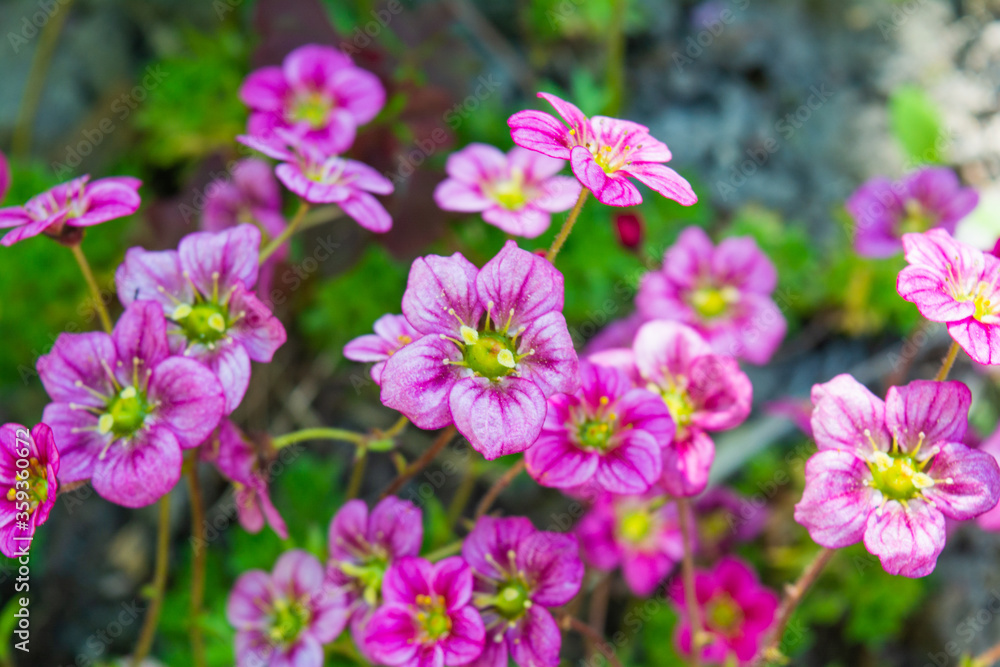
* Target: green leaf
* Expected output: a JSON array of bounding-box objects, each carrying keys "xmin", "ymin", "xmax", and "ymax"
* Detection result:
[{"xmin": 889, "ymin": 85, "xmax": 945, "ymax": 165}]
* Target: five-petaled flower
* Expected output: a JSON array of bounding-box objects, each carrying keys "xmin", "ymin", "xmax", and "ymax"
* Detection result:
[
  {"xmin": 381, "ymin": 240, "xmax": 580, "ymax": 459},
  {"xmin": 344, "ymin": 314, "xmax": 422, "ymax": 386},
  {"xmin": 0, "ymin": 423, "xmax": 59, "ymax": 558},
  {"xmin": 462, "ymin": 516, "xmax": 584, "ymax": 667},
  {"xmin": 434, "ymin": 143, "xmax": 581, "ymax": 238},
  {"xmin": 794, "ymin": 374, "xmax": 1000, "ymax": 577},
  {"xmin": 508, "ymin": 92, "xmax": 697, "ymax": 207},
  {"xmin": 116, "ymin": 224, "xmax": 287, "ymax": 413},
  {"xmin": 897, "ymin": 228, "xmax": 1000, "ymax": 365},
  {"xmin": 37, "ymin": 301, "xmax": 225, "ymax": 507}
]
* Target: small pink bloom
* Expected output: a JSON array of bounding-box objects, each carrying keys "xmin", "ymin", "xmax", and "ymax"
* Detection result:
[
  {"xmin": 577, "ymin": 494, "xmax": 685, "ymax": 596},
  {"xmin": 847, "ymin": 167, "xmax": 978, "ymax": 258},
  {"xmin": 0, "ymin": 423, "xmax": 59, "ymax": 558},
  {"xmin": 525, "ymin": 361, "xmax": 675, "ymax": 494},
  {"xmin": 365, "ymin": 556, "xmax": 485, "ymax": 667},
  {"xmin": 344, "ymin": 314, "xmax": 421, "ymax": 386},
  {"xmin": 668, "ymin": 557, "xmax": 779, "ymax": 665},
  {"xmin": 591, "ymin": 321, "xmax": 753, "ymax": 497},
  {"xmin": 897, "ymin": 229, "xmax": 1000, "ymax": 365},
  {"xmin": 239, "ymin": 44, "xmax": 384, "ymax": 155},
  {"xmin": 508, "ymin": 92, "xmax": 697, "ymax": 207},
  {"xmin": 228, "ymin": 550, "xmax": 348, "ymax": 667},
  {"xmin": 794, "ymin": 374, "xmax": 1000, "ymax": 577},
  {"xmin": 0, "ymin": 175, "xmax": 140, "ymax": 246},
  {"xmin": 614, "ymin": 212, "xmax": 644, "ymax": 249},
  {"xmin": 975, "ymin": 427, "xmax": 1000, "ymax": 531},
  {"xmin": 434, "ymin": 143, "xmax": 580, "ymax": 238},
  {"xmin": 636, "ymin": 227, "xmax": 787, "ymax": 364}
]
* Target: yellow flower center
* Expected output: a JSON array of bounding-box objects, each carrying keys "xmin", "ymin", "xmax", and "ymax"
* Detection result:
[
  {"xmin": 291, "ymin": 92, "xmax": 334, "ymax": 129},
  {"xmin": 690, "ymin": 285, "xmax": 738, "ymax": 319}
]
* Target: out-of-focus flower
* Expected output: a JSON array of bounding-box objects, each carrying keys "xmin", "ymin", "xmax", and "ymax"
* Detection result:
[
  {"xmin": 380, "ymin": 241, "xmax": 579, "ymax": 459},
  {"xmin": 847, "ymin": 167, "xmax": 978, "ymax": 258},
  {"xmin": 0, "ymin": 175, "xmax": 140, "ymax": 247},
  {"xmin": 668, "ymin": 557, "xmax": 779, "ymax": 665},
  {"xmin": 37, "ymin": 302, "xmax": 225, "ymax": 507},
  {"xmin": 636, "ymin": 227, "xmax": 786, "ymax": 364},
  {"xmin": 239, "ymin": 44, "xmax": 384, "ymax": 155},
  {"xmin": 897, "ymin": 229, "xmax": 1000, "ymax": 365},
  {"xmin": 764, "ymin": 397, "xmax": 814, "ymax": 438},
  {"xmin": 508, "ymin": 92, "xmax": 697, "ymax": 207},
  {"xmin": 117, "ymin": 224, "xmax": 287, "ymax": 413},
  {"xmin": 525, "ymin": 361, "xmax": 674, "ymax": 494},
  {"xmin": 463, "ymin": 517, "xmax": 583, "ymax": 667},
  {"xmin": 344, "ymin": 314, "xmax": 421, "ymax": 386},
  {"xmin": 577, "ymin": 494, "xmax": 685, "ymax": 596},
  {"xmin": 0, "ymin": 423, "xmax": 59, "ymax": 558},
  {"xmin": 794, "ymin": 374, "xmax": 1000, "ymax": 577},
  {"xmin": 228, "ymin": 550, "xmax": 348, "ymax": 667},
  {"xmin": 434, "ymin": 143, "xmax": 580, "ymax": 238},
  {"xmin": 695, "ymin": 488, "xmax": 767, "ymax": 556},
  {"xmin": 614, "ymin": 212, "xmax": 644, "ymax": 249},
  {"xmin": 975, "ymin": 427, "xmax": 1000, "ymax": 531}
]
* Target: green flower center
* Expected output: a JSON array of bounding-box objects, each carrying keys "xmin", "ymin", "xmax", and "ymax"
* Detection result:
[
  {"xmin": 619, "ymin": 509, "xmax": 653, "ymax": 544},
  {"xmin": 578, "ymin": 418, "xmax": 613, "ymax": 451},
  {"xmin": 494, "ymin": 581, "xmax": 531, "ymax": 620},
  {"xmin": 656, "ymin": 382, "xmax": 694, "ymax": 430},
  {"xmin": 464, "ymin": 331, "xmax": 518, "ymax": 379},
  {"xmin": 291, "ymin": 92, "xmax": 334, "ymax": 129},
  {"xmin": 416, "ymin": 594, "xmax": 452, "ymax": 640},
  {"xmin": 339, "ymin": 558, "xmax": 388, "ymax": 607},
  {"xmin": 174, "ymin": 302, "xmax": 230, "ymax": 344},
  {"xmin": 690, "ymin": 286, "xmax": 737, "ymax": 319},
  {"xmin": 269, "ymin": 597, "xmax": 312, "ymax": 646},
  {"xmin": 868, "ymin": 451, "xmax": 934, "ymax": 501},
  {"xmin": 487, "ymin": 170, "xmax": 529, "ymax": 210},
  {"xmin": 99, "ymin": 386, "xmax": 150, "ymax": 438},
  {"xmin": 898, "ymin": 199, "xmax": 934, "ymax": 235},
  {"xmin": 705, "ymin": 593, "xmax": 743, "ymax": 635}
]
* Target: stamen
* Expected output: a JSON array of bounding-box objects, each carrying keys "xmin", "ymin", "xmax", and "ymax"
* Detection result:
[
  {"xmin": 460, "ymin": 326, "xmax": 479, "ymax": 345},
  {"xmin": 497, "ymin": 350, "xmax": 516, "ymax": 369}
]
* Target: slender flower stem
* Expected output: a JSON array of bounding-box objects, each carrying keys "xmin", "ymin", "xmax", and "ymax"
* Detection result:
[
  {"xmin": 424, "ymin": 539, "xmax": 464, "ymax": 562},
  {"xmin": 934, "ymin": 341, "xmax": 961, "ymax": 382},
  {"xmin": 131, "ymin": 496, "xmax": 171, "ymax": 667},
  {"xmin": 70, "ymin": 243, "xmax": 113, "ymax": 334},
  {"xmin": 973, "ymin": 639, "xmax": 1000, "ymax": 667},
  {"xmin": 380, "ymin": 426, "xmax": 456, "ymax": 499},
  {"xmin": 558, "ymin": 615, "xmax": 624, "ymax": 667},
  {"xmin": 473, "ymin": 458, "xmax": 526, "ymax": 520},
  {"xmin": 446, "ymin": 462, "xmax": 479, "ymax": 527},
  {"xmin": 754, "ymin": 547, "xmax": 836, "ymax": 665},
  {"xmin": 185, "ymin": 461, "xmax": 207, "ymax": 667},
  {"xmin": 272, "ymin": 427, "xmax": 365, "ymax": 449},
  {"xmin": 546, "ymin": 189, "xmax": 589, "ymax": 263},
  {"xmin": 345, "ymin": 448, "xmax": 368, "ymax": 499},
  {"xmin": 260, "ymin": 200, "xmax": 310, "ymax": 263},
  {"xmin": 677, "ymin": 497, "xmax": 702, "ymax": 667}
]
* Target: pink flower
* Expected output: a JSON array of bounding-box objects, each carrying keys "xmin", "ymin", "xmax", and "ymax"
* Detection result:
[
  {"xmin": 636, "ymin": 227, "xmax": 787, "ymax": 364},
  {"xmin": 228, "ymin": 549, "xmax": 348, "ymax": 667},
  {"xmin": 239, "ymin": 131, "xmax": 394, "ymax": 232},
  {"xmin": 669, "ymin": 557, "xmax": 779, "ymax": 665},
  {"xmin": 508, "ymin": 93, "xmax": 697, "ymax": 207},
  {"xmin": 591, "ymin": 321, "xmax": 753, "ymax": 497},
  {"xmin": 201, "ymin": 420, "xmax": 287, "ymax": 538},
  {"xmin": 37, "ymin": 301, "xmax": 225, "ymax": 507},
  {"xmin": 365, "ymin": 556, "xmax": 485, "ymax": 667},
  {"xmin": 975, "ymin": 427, "xmax": 1000, "ymax": 531},
  {"xmin": 116, "ymin": 224, "xmax": 288, "ymax": 413},
  {"xmin": 577, "ymin": 494, "xmax": 685, "ymax": 596},
  {"xmin": 462, "ymin": 517, "xmax": 583, "ymax": 667},
  {"xmin": 0, "ymin": 423, "xmax": 59, "ymax": 558},
  {"xmin": 695, "ymin": 488, "xmax": 767, "ymax": 556},
  {"xmin": 794, "ymin": 374, "xmax": 1000, "ymax": 577},
  {"xmin": 847, "ymin": 167, "xmax": 978, "ymax": 258},
  {"xmin": 381, "ymin": 241, "xmax": 580, "ymax": 459},
  {"xmin": 344, "ymin": 314, "xmax": 421, "ymax": 386},
  {"xmin": 327, "ymin": 497, "xmax": 423, "ymax": 653},
  {"xmin": 0, "ymin": 175, "xmax": 140, "ymax": 246},
  {"xmin": 239, "ymin": 44, "xmax": 384, "ymax": 155},
  {"xmin": 0, "ymin": 150, "xmax": 9, "ymax": 203},
  {"xmin": 897, "ymin": 229, "xmax": 1000, "ymax": 365},
  {"xmin": 434, "ymin": 143, "xmax": 580, "ymax": 238},
  {"xmin": 525, "ymin": 361, "xmax": 675, "ymax": 494}
]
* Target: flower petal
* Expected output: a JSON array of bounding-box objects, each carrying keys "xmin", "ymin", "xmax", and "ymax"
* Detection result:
[
  {"xmin": 794, "ymin": 450, "xmax": 876, "ymax": 548},
  {"xmin": 116, "ymin": 247, "xmax": 190, "ymax": 311},
  {"xmin": 520, "ymin": 531, "xmax": 584, "ymax": 606},
  {"xmin": 91, "ymin": 425, "xmax": 182, "ymax": 507},
  {"xmin": 925, "ymin": 442, "xmax": 1000, "ymax": 520},
  {"xmin": 382, "ymin": 556, "xmax": 434, "ymax": 605},
  {"xmin": 37, "ymin": 332, "xmax": 117, "ymax": 405},
  {"xmin": 948, "ymin": 318, "xmax": 1000, "ymax": 366},
  {"xmin": 517, "ymin": 311, "xmax": 580, "ymax": 397},
  {"xmin": 440, "ymin": 606, "xmax": 485, "ymax": 665},
  {"xmin": 380, "ymin": 336, "xmax": 460, "ymax": 430},
  {"xmin": 508, "ymin": 606, "xmax": 561, "ymax": 667},
  {"xmin": 228, "ymin": 283, "xmax": 287, "ymax": 362},
  {"xmin": 477, "ymin": 240, "xmax": 564, "ymax": 328},
  {"xmin": 178, "ymin": 224, "xmax": 261, "ymax": 296},
  {"xmin": 370, "ymin": 496, "xmax": 424, "ymax": 558},
  {"xmin": 623, "ymin": 162, "xmax": 697, "ymax": 206},
  {"xmin": 339, "ymin": 191, "xmax": 392, "ymax": 233},
  {"xmin": 525, "ymin": 431, "xmax": 599, "ymax": 489},
  {"xmin": 570, "ymin": 146, "xmax": 642, "ymax": 207},
  {"xmin": 594, "ymin": 430, "xmax": 662, "ymax": 494},
  {"xmin": 508, "ymin": 110, "xmax": 572, "ymax": 160},
  {"xmin": 449, "ymin": 376, "xmax": 547, "ymax": 459},
  {"xmin": 810, "ymin": 374, "xmax": 891, "ymax": 455},
  {"xmin": 884, "ymin": 380, "xmax": 970, "ymax": 448},
  {"xmin": 402, "ymin": 253, "xmax": 483, "ymax": 337},
  {"xmin": 863, "ymin": 500, "xmax": 945, "ymax": 578},
  {"xmin": 148, "ymin": 357, "xmax": 225, "ymax": 448},
  {"xmin": 462, "ymin": 516, "xmax": 536, "ymax": 580},
  {"xmin": 660, "ymin": 430, "xmax": 714, "ymax": 497},
  {"xmin": 112, "ymin": 301, "xmax": 170, "ymax": 375}
]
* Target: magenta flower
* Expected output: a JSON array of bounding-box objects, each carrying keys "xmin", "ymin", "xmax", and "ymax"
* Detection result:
[
  {"xmin": 525, "ymin": 361, "xmax": 675, "ymax": 494},
  {"xmin": 434, "ymin": 143, "xmax": 581, "ymax": 238},
  {"xmin": 695, "ymin": 488, "xmax": 767, "ymax": 556},
  {"xmin": 669, "ymin": 557, "xmax": 779, "ymax": 665},
  {"xmin": 116, "ymin": 224, "xmax": 287, "ymax": 413},
  {"xmin": 37, "ymin": 301, "xmax": 225, "ymax": 507},
  {"xmin": 0, "ymin": 150, "xmax": 9, "ymax": 203},
  {"xmin": 239, "ymin": 132, "xmax": 394, "ymax": 232},
  {"xmin": 381, "ymin": 241, "xmax": 580, "ymax": 458},
  {"xmin": 344, "ymin": 314, "xmax": 422, "ymax": 386},
  {"xmin": 239, "ymin": 44, "xmax": 384, "ymax": 154},
  {"xmin": 365, "ymin": 556, "xmax": 485, "ymax": 667},
  {"xmin": 636, "ymin": 227, "xmax": 786, "ymax": 364},
  {"xmin": 975, "ymin": 427, "xmax": 1000, "ymax": 531},
  {"xmin": 897, "ymin": 229, "xmax": 1000, "ymax": 365},
  {"xmin": 327, "ymin": 497, "xmax": 423, "ymax": 651},
  {"xmin": 462, "ymin": 517, "xmax": 583, "ymax": 667},
  {"xmin": 202, "ymin": 420, "xmax": 287, "ymax": 538},
  {"xmin": 794, "ymin": 374, "xmax": 1000, "ymax": 577},
  {"xmin": 228, "ymin": 549, "xmax": 348, "ymax": 667},
  {"xmin": 0, "ymin": 175, "xmax": 140, "ymax": 247},
  {"xmin": 0, "ymin": 423, "xmax": 59, "ymax": 558},
  {"xmin": 508, "ymin": 92, "xmax": 697, "ymax": 207},
  {"xmin": 577, "ymin": 494, "xmax": 684, "ymax": 596},
  {"xmin": 592, "ymin": 320, "xmax": 753, "ymax": 497},
  {"xmin": 847, "ymin": 167, "xmax": 978, "ymax": 258}
]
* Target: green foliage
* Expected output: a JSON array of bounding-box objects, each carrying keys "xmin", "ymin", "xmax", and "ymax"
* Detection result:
[
  {"xmin": 889, "ymin": 85, "xmax": 945, "ymax": 165},
  {"xmin": 632, "ymin": 600, "xmax": 689, "ymax": 666}
]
